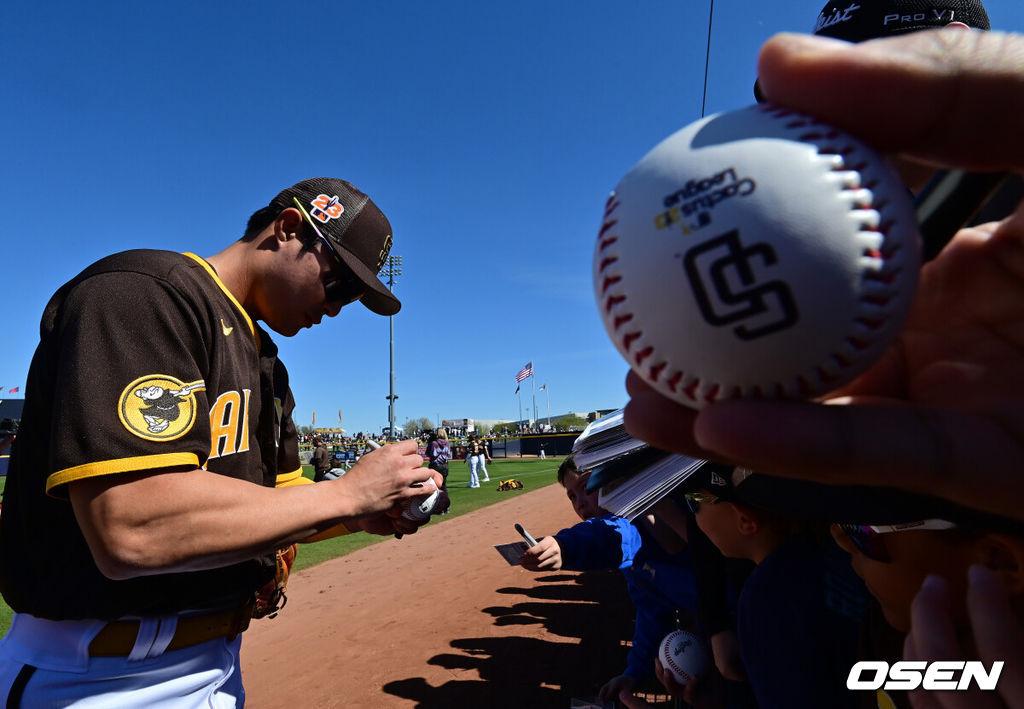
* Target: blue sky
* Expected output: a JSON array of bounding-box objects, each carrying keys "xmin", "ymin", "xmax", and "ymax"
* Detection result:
[{"xmin": 3, "ymin": 2, "xmax": 1023, "ymax": 436}]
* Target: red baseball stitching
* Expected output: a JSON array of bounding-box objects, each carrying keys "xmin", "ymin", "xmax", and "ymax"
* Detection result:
[
  {"xmin": 783, "ymin": 104, "xmax": 910, "ymax": 395},
  {"xmin": 593, "ymin": 197, "xmax": 688, "ymax": 399},
  {"xmin": 596, "ymin": 199, "xmax": 691, "ymax": 399}
]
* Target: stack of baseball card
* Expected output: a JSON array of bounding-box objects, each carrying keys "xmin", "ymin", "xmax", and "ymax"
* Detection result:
[
  {"xmin": 572, "ymin": 410, "xmax": 705, "ymax": 521},
  {"xmin": 571, "ymin": 409, "xmax": 648, "ymax": 472}
]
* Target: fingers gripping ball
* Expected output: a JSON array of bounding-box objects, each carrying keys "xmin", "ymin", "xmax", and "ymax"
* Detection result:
[
  {"xmin": 659, "ymin": 630, "xmax": 710, "ymax": 685},
  {"xmin": 594, "ymin": 104, "xmax": 920, "ymax": 409},
  {"xmin": 401, "ymin": 477, "xmax": 448, "ymax": 521}
]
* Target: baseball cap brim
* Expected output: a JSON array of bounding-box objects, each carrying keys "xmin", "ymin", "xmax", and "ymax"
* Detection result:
[{"xmin": 332, "ymin": 240, "xmax": 401, "ymax": 316}]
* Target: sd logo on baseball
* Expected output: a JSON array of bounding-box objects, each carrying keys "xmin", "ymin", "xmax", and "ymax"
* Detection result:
[{"xmin": 594, "ymin": 104, "xmax": 920, "ymax": 408}]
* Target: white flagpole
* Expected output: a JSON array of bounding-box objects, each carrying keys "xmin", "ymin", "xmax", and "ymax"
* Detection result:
[
  {"xmin": 544, "ymin": 383, "xmax": 551, "ymax": 429},
  {"xmin": 531, "ymin": 364, "xmax": 537, "ymax": 431}
]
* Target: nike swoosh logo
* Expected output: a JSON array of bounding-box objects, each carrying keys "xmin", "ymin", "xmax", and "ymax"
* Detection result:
[{"xmin": 221, "ymin": 319, "xmax": 234, "ymax": 336}]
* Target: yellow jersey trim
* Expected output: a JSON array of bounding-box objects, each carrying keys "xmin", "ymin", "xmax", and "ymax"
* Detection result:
[
  {"xmin": 303, "ymin": 522, "xmax": 352, "ymax": 542},
  {"xmin": 182, "ymin": 253, "xmax": 260, "ymax": 348},
  {"xmin": 46, "ymin": 452, "xmax": 201, "ymax": 497},
  {"xmin": 275, "ymin": 468, "xmax": 311, "ymax": 488}
]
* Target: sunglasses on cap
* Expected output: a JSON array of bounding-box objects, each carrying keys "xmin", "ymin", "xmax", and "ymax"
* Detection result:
[
  {"xmin": 684, "ymin": 491, "xmax": 722, "ymax": 515},
  {"xmin": 838, "ymin": 519, "xmax": 957, "ymax": 563},
  {"xmin": 292, "ymin": 197, "xmax": 367, "ymax": 305}
]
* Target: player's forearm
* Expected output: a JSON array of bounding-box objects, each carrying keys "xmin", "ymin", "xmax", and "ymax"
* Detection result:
[{"xmin": 70, "ymin": 467, "xmax": 368, "ymax": 579}]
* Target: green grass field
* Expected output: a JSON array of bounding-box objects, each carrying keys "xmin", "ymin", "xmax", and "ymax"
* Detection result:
[
  {"xmin": 0, "ymin": 457, "xmax": 561, "ymax": 636},
  {"xmin": 292, "ymin": 457, "xmax": 560, "ymax": 570}
]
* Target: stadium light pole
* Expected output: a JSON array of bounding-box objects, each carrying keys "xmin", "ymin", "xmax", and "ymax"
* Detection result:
[{"xmin": 382, "ymin": 255, "xmax": 402, "ymax": 440}]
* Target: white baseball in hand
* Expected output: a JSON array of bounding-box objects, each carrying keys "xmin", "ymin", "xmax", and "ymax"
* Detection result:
[
  {"xmin": 401, "ymin": 477, "xmax": 441, "ymax": 521},
  {"xmin": 594, "ymin": 104, "xmax": 920, "ymax": 409},
  {"xmin": 659, "ymin": 630, "xmax": 709, "ymax": 685}
]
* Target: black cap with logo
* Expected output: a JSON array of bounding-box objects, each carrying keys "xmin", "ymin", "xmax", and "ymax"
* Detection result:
[
  {"xmin": 754, "ymin": 0, "xmax": 990, "ymax": 101},
  {"xmin": 814, "ymin": 0, "xmax": 989, "ymax": 42},
  {"xmin": 269, "ymin": 177, "xmax": 400, "ymax": 316}
]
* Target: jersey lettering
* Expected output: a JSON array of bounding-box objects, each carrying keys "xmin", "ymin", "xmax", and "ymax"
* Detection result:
[{"xmin": 207, "ymin": 389, "xmax": 252, "ymax": 459}]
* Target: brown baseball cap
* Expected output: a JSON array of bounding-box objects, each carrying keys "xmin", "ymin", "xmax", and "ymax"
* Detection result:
[{"xmin": 269, "ymin": 177, "xmax": 400, "ymax": 316}]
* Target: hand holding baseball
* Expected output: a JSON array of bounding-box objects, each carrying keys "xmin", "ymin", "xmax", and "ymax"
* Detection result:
[
  {"xmin": 651, "ymin": 656, "xmax": 718, "ymax": 709},
  {"xmin": 401, "ymin": 472, "xmax": 450, "ymax": 521},
  {"xmin": 328, "ymin": 440, "xmax": 434, "ymax": 519},
  {"xmin": 624, "ymin": 29, "xmax": 1024, "ymax": 524},
  {"xmin": 597, "ymin": 100, "xmax": 919, "ymax": 409}
]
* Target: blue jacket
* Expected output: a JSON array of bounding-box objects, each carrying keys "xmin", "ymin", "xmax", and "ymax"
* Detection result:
[{"xmin": 555, "ymin": 514, "xmax": 698, "ymax": 681}]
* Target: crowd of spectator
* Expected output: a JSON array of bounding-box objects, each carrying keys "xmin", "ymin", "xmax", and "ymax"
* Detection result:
[{"xmin": 515, "ymin": 9, "xmax": 1024, "ymax": 708}]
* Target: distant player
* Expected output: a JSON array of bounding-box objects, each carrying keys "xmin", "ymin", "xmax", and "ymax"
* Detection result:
[{"xmin": 465, "ymin": 432, "xmax": 491, "ymax": 487}]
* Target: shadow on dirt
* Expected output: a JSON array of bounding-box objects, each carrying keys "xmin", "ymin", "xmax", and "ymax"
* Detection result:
[{"xmin": 382, "ymin": 571, "xmax": 636, "ymax": 708}]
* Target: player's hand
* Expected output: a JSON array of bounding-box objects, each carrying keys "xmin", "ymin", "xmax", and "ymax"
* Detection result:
[
  {"xmin": 328, "ymin": 440, "xmax": 433, "ymax": 519},
  {"xmin": 347, "ymin": 508, "xmax": 421, "ymax": 537},
  {"xmin": 903, "ymin": 566, "xmax": 1024, "ymax": 709},
  {"xmin": 518, "ymin": 536, "xmax": 562, "ymax": 571},
  {"xmin": 427, "ymin": 469, "xmax": 445, "ymax": 491},
  {"xmin": 624, "ymin": 30, "xmax": 1024, "ymax": 523}
]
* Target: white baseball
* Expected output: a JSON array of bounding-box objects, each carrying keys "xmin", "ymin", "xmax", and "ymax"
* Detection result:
[
  {"xmin": 658, "ymin": 630, "xmax": 709, "ymax": 685},
  {"xmin": 401, "ymin": 477, "xmax": 441, "ymax": 521},
  {"xmin": 594, "ymin": 104, "xmax": 920, "ymax": 409}
]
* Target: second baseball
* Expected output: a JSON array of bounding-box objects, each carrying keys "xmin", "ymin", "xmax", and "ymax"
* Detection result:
[
  {"xmin": 594, "ymin": 104, "xmax": 920, "ymax": 409},
  {"xmin": 659, "ymin": 630, "xmax": 709, "ymax": 685}
]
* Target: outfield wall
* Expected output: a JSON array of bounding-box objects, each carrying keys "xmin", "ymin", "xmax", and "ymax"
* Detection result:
[{"xmin": 489, "ymin": 432, "xmax": 580, "ymax": 458}]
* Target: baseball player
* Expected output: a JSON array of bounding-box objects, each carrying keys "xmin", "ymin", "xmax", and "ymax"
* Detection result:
[
  {"xmin": 0, "ymin": 178, "xmax": 436, "ymax": 707},
  {"xmin": 464, "ymin": 433, "xmax": 491, "ymax": 487},
  {"xmin": 311, "ymin": 437, "xmax": 332, "ymax": 482}
]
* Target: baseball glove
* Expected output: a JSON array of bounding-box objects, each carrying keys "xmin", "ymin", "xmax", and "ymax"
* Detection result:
[
  {"xmin": 253, "ymin": 543, "xmax": 298, "ymax": 619},
  {"xmin": 497, "ymin": 478, "xmax": 524, "ymax": 491}
]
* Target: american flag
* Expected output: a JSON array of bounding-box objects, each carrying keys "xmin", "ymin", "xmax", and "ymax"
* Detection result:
[
  {"xmin": 515, "ymin": 361, "xmax": 533, "ymax": 383},
  {"xmin": 538, "ymin": 383, "xmax": 547, "ymax": 391}
]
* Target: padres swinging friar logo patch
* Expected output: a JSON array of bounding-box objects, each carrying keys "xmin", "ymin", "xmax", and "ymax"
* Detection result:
[{"xmin": 118, "ymin": 375, "xmax": 206, "ymax": 441}]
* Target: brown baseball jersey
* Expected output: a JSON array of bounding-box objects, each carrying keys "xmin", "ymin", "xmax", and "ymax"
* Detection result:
[{"xmin": 0, "ymin": 250, "xmax": 301, "ymax": 620}]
